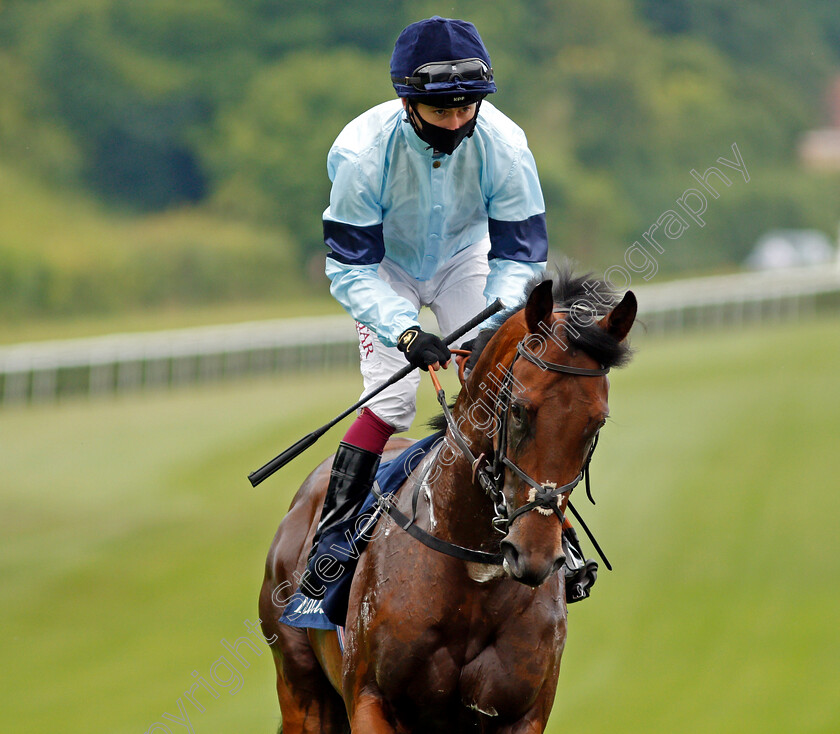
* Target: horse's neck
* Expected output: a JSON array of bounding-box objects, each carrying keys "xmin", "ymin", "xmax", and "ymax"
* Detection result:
[
  {"xmin": 425, "ymin": 431, "xmax": 500, "ymax": 553},
  {"xmin": 422, "ymin": 339, "xmax": 520, "ymax": 550}
]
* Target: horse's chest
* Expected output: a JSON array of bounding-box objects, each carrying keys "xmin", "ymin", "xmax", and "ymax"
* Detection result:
[
  {"xmin": 372, "ymin": 631, "xmax": 564, "ymax": 726},
  {"xmin": 368, "ymin": 588, "xmax": 566, "ymax": 721},
  {"xmin": 460, "ymin": 640, "xmax": 559, "ymax": 717},
  {"xmin": 347, "ymin": 530, "xmax": 567, "ymax": 721}
]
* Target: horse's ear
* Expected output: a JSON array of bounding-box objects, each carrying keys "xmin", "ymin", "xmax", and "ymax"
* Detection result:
[
  {"xmin": 525, "ymin": 279, "xmax": 554, "ymax": 333},
  {"xmin": 597, "ymin": 290, "xmax": 637, "ymax": 342}
]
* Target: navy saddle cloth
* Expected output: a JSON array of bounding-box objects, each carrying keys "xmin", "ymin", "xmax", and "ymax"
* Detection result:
[{"xmin": 278, "ymin": 431, "xmax": 444, "ymax": 631}]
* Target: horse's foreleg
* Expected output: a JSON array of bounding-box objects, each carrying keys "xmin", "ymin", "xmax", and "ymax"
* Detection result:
[{"xmin": 348, "ymin": 691, "xmax": 396, "ymax": 733}]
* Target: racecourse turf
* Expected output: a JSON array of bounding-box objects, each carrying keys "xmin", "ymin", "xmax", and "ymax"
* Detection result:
[{"xmin": 1, "ymin": 315, "xmax": 838, "ymax": 733}]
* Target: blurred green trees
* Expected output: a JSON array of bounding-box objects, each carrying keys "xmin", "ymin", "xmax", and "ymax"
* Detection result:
[
  {"xmin": 0, "ymin": 0, "xmax": 838, "ymax": 317},
  {"xmin": 203, "ymin": 50, "xmax": 393, "ymax": 263}
]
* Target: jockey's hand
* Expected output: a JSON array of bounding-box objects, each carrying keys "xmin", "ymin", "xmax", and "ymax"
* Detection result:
[{"xmin": 397, "ymin": 327, "xmax": 451, "ymax": 371}]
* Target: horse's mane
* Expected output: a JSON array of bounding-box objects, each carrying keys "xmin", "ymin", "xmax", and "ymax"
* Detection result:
[{"xmin": 467, "ymin": 265, "xmax": 633, "ymax": 372}]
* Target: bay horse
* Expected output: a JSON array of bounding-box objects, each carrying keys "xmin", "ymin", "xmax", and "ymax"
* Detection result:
[{"xmin": 259, "ymin": 271, "xmax": 636, "ymax": 732}]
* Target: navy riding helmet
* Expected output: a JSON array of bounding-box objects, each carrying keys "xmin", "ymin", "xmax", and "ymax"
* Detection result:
[{"xmin": 390, "ymin": 16, "xmax": 497, "ymax": 108}]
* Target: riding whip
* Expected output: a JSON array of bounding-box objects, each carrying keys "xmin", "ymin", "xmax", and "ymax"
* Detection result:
[{"xmin": 247, "ymin": 299, "xmax": 504, "ymax": 487}]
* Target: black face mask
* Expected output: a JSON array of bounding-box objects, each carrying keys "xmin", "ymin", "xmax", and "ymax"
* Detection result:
[{"xmin": 406, "ymin": 100, "xmax": 481, "ymax": 156}]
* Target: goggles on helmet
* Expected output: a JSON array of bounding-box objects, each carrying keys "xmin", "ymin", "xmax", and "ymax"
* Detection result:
[{"xmin": 392, "ymin": 57, "xmax": 493, "ymax": 91}]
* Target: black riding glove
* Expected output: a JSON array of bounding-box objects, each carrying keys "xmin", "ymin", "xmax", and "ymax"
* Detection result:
[{"xmin": 397, "ymin": 327, "xmax": 451, "ymax": 371}]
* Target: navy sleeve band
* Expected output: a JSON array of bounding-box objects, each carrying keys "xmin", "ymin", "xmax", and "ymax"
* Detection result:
[
  {"xmin": 488, "ymin": 213, "xmax": 548, "ymax": 262},
  {"xmin": 324, "ymin": 220, "xmax": 385, "ymax": 265}
]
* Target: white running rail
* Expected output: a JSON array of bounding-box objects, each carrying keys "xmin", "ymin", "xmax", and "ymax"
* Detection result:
[{"xmin": 2, "ymin": 263, "xmax": 839, "ymax": 405}]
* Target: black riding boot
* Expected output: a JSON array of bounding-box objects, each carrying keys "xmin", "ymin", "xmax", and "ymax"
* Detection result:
[
  {"xmin": 301, "ymin": 442, "xmax": 381, "ymax": 599},
  {"xmin": 563, "ymin": 525, "xmax": 599, "ymax": 603}
]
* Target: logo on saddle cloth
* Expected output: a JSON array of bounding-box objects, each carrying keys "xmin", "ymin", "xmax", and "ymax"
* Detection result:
[{"xmin": 291, "ymin": 596, "xmax": 325, "ymax": 618}]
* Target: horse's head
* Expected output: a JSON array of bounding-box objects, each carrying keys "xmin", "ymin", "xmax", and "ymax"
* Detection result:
[{"xmin": 462, "ymin": 273, "xmax": 636, "ymax": 587}]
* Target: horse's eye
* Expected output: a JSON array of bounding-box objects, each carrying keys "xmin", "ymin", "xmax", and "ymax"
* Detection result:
[{"xmin": 510, "ymin": 402, "xmax": 526, "ymax": 427}]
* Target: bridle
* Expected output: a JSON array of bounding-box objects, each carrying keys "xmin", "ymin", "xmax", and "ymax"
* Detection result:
[
  {"xmin": 441, "ymin": 335, "xmax": 610, "ymax": 563},
  {"xmin": 375, "ymin": 315, "xmax": 613, "ymax": 569},
  {"xmin": 495, "ymin": 341, "xmax": 607, "ymax": 527}
]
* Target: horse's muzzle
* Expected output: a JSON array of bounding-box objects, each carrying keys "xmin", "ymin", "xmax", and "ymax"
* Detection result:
[{"xmin": 500, "ymin": 539, "xmax": 566, "ymax": 587}]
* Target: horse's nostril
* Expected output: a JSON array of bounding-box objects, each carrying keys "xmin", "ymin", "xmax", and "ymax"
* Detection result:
[
  {"xmin": 551, "ymin": 554, "xmax": 567, "ymax": 576},
  {"xmin": 500, "ymin": 540, "xmax": 520, "ymax": 574}
]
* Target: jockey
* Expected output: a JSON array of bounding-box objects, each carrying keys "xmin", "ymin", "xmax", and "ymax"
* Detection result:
[{"xmin": 303, "ymin": 16, "xmax": 548, "ymax": 595}]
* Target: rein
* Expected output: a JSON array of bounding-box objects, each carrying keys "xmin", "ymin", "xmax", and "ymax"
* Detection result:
[{"xmin": 375, "ymin": 330, "xmax": 613, "ymax": 570}]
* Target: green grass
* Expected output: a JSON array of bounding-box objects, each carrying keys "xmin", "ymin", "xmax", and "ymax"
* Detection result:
[{"xmin": 1, "ymin": 317, "xmax": 839, "ymax": 733}]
